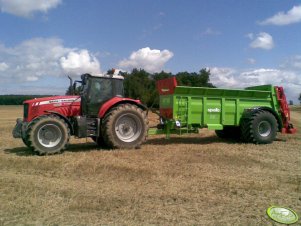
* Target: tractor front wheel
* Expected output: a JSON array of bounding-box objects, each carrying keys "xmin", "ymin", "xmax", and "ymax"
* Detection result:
[
  {"xmin": 27, "ymin": 115, "xmax": 70, "ymax": 155},
  {"xmin": 102, "ymin": 104, "xmax": 148, "ymax": 149}
]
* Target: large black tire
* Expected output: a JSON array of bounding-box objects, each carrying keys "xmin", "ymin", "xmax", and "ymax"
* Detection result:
[
  {"xmin": 26, "ymin": 115, "xmax": 70, "ymax": 155},
  {"xmin": 241, "ymin": 110, "xmax": 278, "ymax": 144},
  {"xmin": 102, "ymin": 104, "xmax": 148, "ymax": 149},
  {"xmin": 215, "ymin": 126, "xmax": 241, "ymax": 140}
]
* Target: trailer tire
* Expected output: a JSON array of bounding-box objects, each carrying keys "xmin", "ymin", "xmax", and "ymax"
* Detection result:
[
  {"xmin": 241, "ymin": 110, "xmax": 278, "ymax": 144},
  {"xmin": 102, "ymin": 104, "xmax": 148, "ymax": 149},
  {"xmin": 27, "ymin": 115, "xmax": 70, "ymax": 155}
]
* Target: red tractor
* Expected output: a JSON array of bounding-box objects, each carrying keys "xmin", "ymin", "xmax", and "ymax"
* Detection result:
[{"xmin": 13, "ymin": 72, "xmax": 149, "ymax": 155}]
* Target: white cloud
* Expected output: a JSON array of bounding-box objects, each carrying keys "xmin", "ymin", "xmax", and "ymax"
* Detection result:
[
  {"xmin": 0, "ymin": 62, "xmax": 9, "ymax": 71},
  {"xmin": 0, "ymin": 0, "xmax": 62, "ymax": 17},
  {"xmin": 118, "ymin": 47, "xmax": 173, "ymax": 73},
  {"xmin": 0, "ymin": 37, "xmax": 101, "ymax": 83},
  {"xmin": 209, "ymin": 67, "xmax": 301, "ymax": 103},
  {"xmin": 260, "ymin": 5, "xmax": 301, "ymax": 26},
  {"xmin": 281, "ymin": 55, "xmax": 301, "ymax": 70},
  {"xmin": 249, "ymin": 32, "xmax": 274, "ymax": 50},
  {"xmin": 60, "ymin": 50, "xmax": 101, "ymax": 76},
  {"xmin": 0, "ymin": 38, "xmax": 71, "ymax": 82},
  {"xmin": 209, "ymin": 67, "xmax": 238, "ymax": 87}
]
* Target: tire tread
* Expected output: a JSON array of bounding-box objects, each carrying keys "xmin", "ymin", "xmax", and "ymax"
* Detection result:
[
  {"xmin": 26, "ymin": 115, "xmax": 70, "ymax": 155},
  {"xmin": 101, "ymin": 104, "xmax": 148, "ymax": 149}
]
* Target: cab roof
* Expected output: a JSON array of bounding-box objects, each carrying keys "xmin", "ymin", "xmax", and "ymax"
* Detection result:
[{"xmin": 89, "ymin": 73, "xmax": 124, "ymax": 80}]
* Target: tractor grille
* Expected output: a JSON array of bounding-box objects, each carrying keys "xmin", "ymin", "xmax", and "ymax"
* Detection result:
[{"xmin": 23, "ymin": 103, "xmax": 29, "ymax": 120}]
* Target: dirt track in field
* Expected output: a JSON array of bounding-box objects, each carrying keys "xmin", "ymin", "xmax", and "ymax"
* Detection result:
[{"xmin": 0, "ymin": 106, "xmax": 300, "ymax": 225}]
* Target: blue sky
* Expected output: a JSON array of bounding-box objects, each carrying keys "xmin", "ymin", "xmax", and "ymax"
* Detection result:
[{"xmin": 0, "ymin": 0, "xmax": 300, "ymax": 102}]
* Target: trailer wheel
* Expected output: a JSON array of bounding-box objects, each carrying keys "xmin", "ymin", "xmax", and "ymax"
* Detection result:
[
  {"xmin": 241, "ymin": 110, "xmax": 278, "ymax": 144},
  {"xmin": 102, "ymin": 104, "xmax": 148, "ymax": 149},
  {"xmin": 27, "ymin": 115, "xmax": 70, "ymax": 155}
]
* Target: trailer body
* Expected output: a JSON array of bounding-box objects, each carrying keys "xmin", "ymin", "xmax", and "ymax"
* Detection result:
[{"xmin": 151, "ymin": 77, "xmax": 296, "ymax": 143}]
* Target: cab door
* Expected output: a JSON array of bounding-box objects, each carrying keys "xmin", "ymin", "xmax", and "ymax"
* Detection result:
[{"xmin": 83, "ymin": 77, "xmax": 113, "ymax": 117}]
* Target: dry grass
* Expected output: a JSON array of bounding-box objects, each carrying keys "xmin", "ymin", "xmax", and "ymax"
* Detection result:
[{"xmin": 0, "ymin": 105, "xmax": 300, "ymax": 225}]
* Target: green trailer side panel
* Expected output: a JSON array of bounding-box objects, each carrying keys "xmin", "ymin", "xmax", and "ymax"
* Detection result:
[{"xmin": 163, "ymin": 84, "xmax": 280, "ymax": 130}]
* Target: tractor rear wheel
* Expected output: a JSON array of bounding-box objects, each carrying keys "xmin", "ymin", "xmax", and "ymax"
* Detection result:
[
  {"xmin": 241, "ymin": 110, "xmax": 278, "ymax": 144},
  {"xmin": 102, "ymin": 104, "xmax": 148, "ymax": 149},
  {"xmin": 27, "ymin": 115, "xmax": 70, "ymax": 155}
]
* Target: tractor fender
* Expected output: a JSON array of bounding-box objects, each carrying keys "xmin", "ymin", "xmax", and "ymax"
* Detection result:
[
  {"xmin": 98, "ymin": 96, "xmax": 147, "ymax": 118},
  {"xmin": 241, "ymin": 107, "xmax": 282, "ymax": 131},
  {"xmin": 43, "ymin": 110, "xmax": 74, "ymax": 134}
]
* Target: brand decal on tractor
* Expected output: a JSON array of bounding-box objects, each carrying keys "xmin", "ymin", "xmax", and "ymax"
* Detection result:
[{"xmin": 39, "ymin": 98, "xmax": 81, "ymax": 105}]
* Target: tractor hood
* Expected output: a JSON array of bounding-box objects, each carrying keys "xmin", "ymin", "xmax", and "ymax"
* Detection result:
[
  {"xmin": 24, "ymin": 95, "xmax": 80, "ymax": 105},
  {"xmin": 23, "ymin": 95, "xmax": 81, "ymax": 122}
]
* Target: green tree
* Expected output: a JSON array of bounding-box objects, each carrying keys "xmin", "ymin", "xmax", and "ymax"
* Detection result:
[
  {"xmin": 123, "ymin": 68, "xmax": 215, "ymax": 107},
  {"xmin": 299, "ymin": 93, "xmax": 301, "ymax": 104},
  {"xmin": 123, "ymin": 69, "xmax": 153, "ymax": 106},
  {"xmin": 65, "ymin": 84, "xmax": 82, "ymax": 95},
  {"xmin": 176, "ymin": 69, "xmax": 214, "ymax": 87}
]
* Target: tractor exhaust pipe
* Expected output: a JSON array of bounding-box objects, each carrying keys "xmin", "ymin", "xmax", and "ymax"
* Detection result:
[{"xmin": 67, "ymin": 76, "xmax": 73, "ymax": 95}]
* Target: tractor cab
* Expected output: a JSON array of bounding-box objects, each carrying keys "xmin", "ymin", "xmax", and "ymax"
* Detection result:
[{"xmin": 76, "ymin": 73, "xmax": 124, "ymax": 116}]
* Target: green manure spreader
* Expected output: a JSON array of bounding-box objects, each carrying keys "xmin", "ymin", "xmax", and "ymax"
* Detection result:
[{"xmin": 149, "ymin": 77, "xmax": 297, "ymax": 144}]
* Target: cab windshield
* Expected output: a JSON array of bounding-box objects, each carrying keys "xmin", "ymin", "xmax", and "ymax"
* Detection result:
[{"xmin": 81, "ymin": 76, "xmax": 124, "ymax": 116}]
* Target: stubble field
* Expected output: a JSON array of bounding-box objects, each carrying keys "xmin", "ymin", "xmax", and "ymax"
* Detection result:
[{"xmin": 0, "ymin": 105, "xmax": 300, "ymax": 225}]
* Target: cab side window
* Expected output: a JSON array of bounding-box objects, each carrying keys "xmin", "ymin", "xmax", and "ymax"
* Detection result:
[{"xmin": 90, "ymin": 79, "xmax": 112, "ymax": 103}]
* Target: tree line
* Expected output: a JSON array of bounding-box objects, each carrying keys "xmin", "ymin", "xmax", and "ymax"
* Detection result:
[
  {"xmin": 0, "ymin": 95, "xmax": 52, "ymax": 105},
  {"xmin": 122, "ymin": 68, "xmax": 214, "ymax": 107}
]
